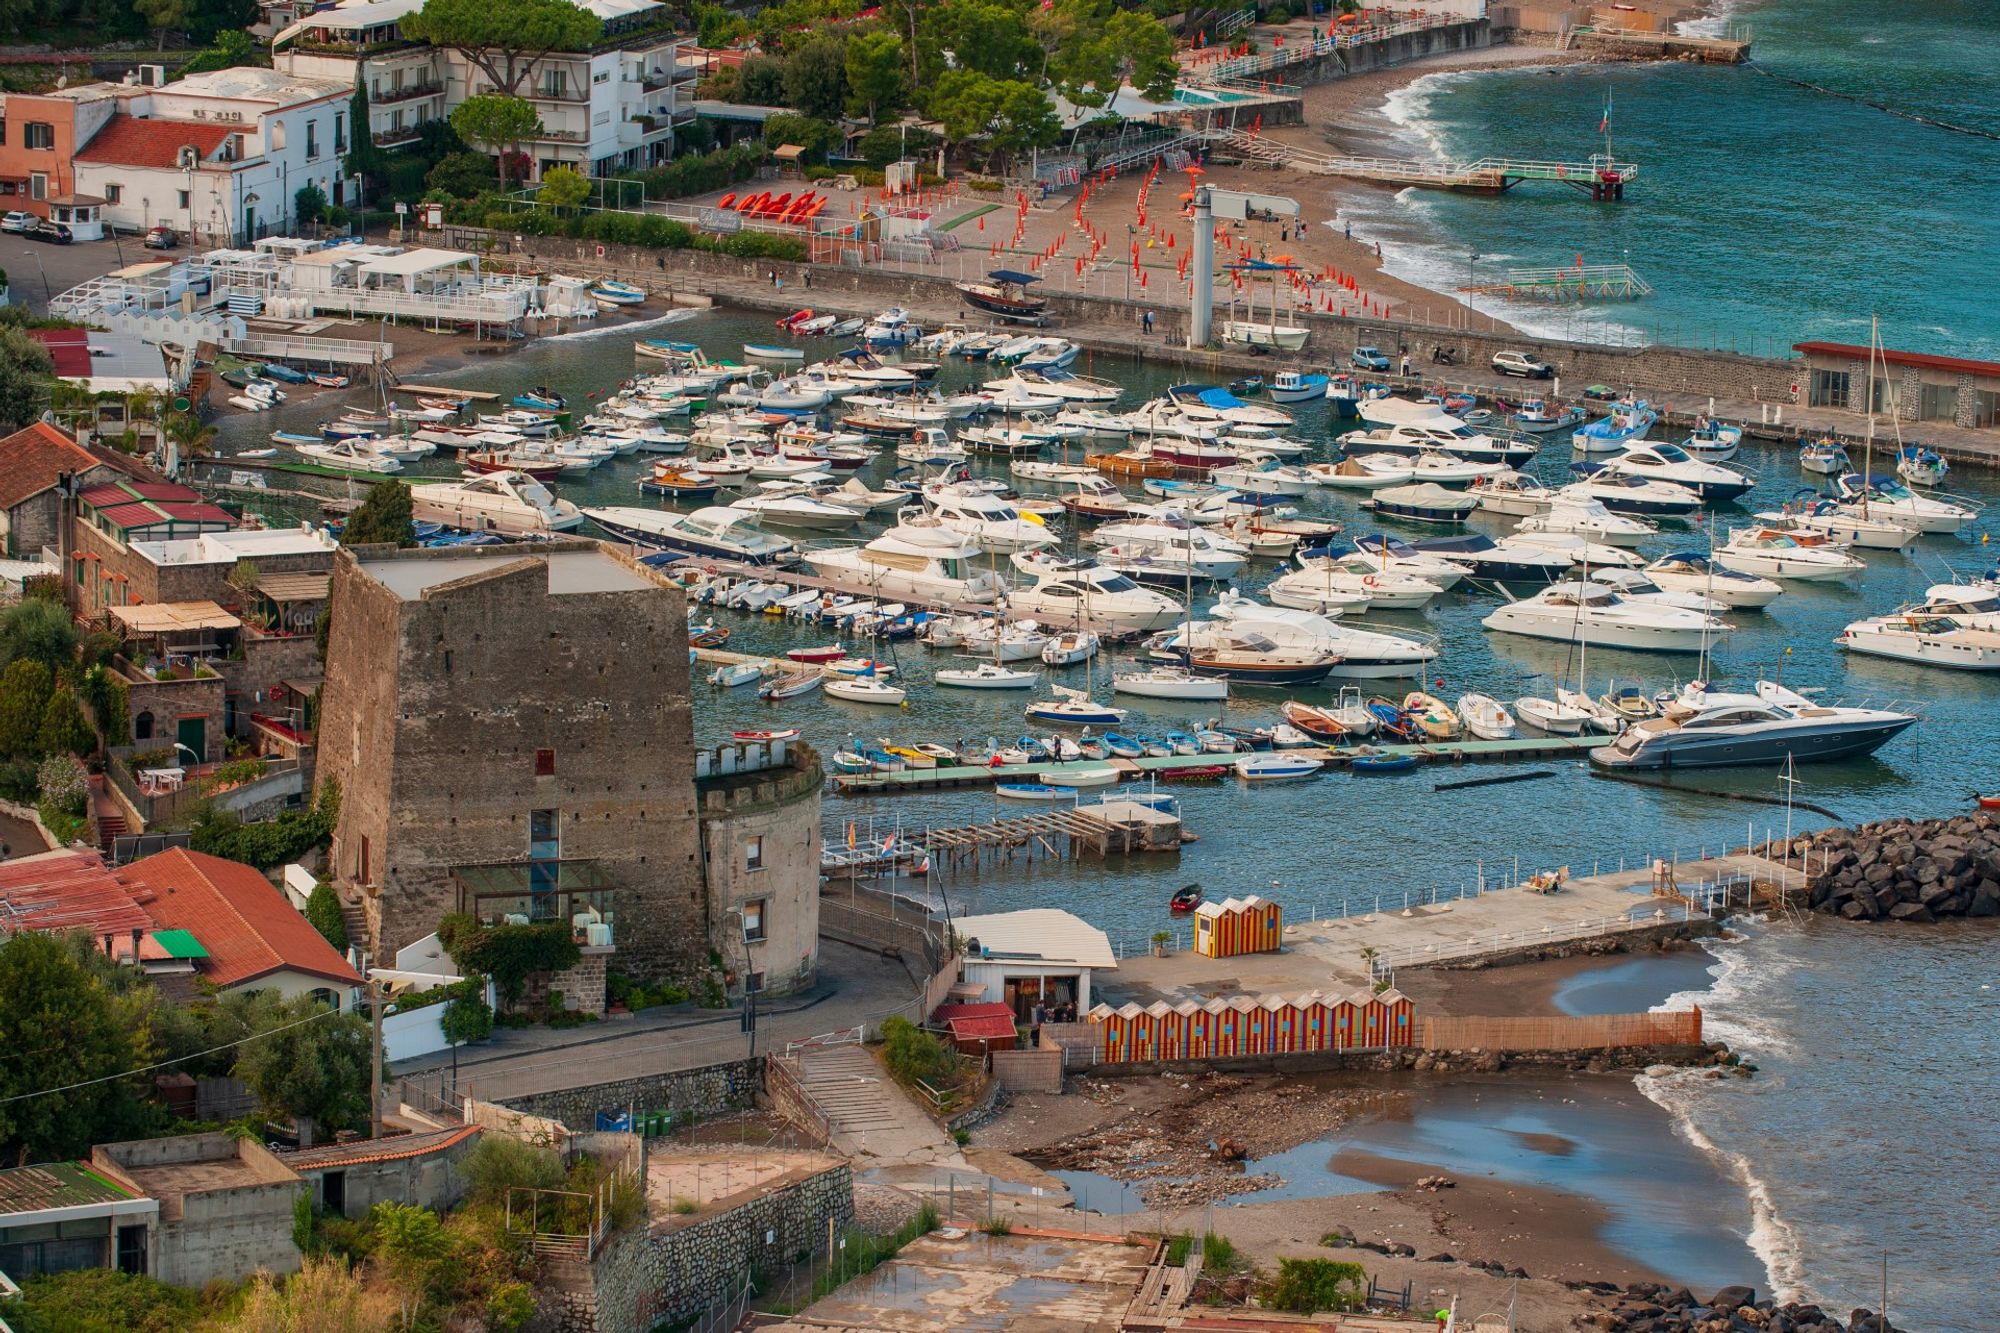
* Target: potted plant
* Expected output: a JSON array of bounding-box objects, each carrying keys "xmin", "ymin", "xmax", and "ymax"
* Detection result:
[{"xmin": 1151, "ymin": 930, "xmax": 1172, "ymax": 958}]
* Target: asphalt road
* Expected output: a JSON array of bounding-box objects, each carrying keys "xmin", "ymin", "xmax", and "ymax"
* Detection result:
[{"xmin": 6, "ymin": 229, "xmax": 167, "ymax": 309}]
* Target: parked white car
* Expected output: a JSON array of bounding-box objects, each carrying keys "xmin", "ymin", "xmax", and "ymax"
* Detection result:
[
  {"xmin": 0, "ymin": 212, "xmax": 34, "ymax": 234},
  {"xmin": 1492, "ymin": 350, "xmax": 1554, "ymax": 379}
]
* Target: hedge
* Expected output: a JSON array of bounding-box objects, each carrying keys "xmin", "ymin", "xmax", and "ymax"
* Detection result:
[{"xmin": 448, "ymin": 198, "xmax": 807, "ymax": 262}]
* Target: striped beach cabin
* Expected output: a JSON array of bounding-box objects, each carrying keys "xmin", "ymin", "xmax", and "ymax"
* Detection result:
[
  {"xmin": 1192, "ymin": 894, "xmax": 1283, "ymax": 958},
  {"xmin": 1088, "ymin": 987, "xmax": 1414, "ymax": 1064}
]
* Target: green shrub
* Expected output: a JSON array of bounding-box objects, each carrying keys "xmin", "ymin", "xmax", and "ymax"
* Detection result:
[
  {"xmin": 967, "ymin": 177, "xmax": 1004, "ymax": 192},
  {"xmin": 1203, "ymin": 1231, "xmax": 1242, "ymax": 1274},
  {"xmin": 1266, "ymin": 1257, "xmax": 1367, "ymax": 1314},
  {"xmin": 437, "ymin": 913, "xmax": 581, "ymax": 1006},
  {"xmin": 305, "ymin": 880, "xmax": 348, "ymax": 952},
  {"xmin": 880, "ymin": 1015, "xmax": 955, "ymax": 1086},
  {"xmin": 14, "ymin": 1268, "xmax": 204, "ymax": 1333}
]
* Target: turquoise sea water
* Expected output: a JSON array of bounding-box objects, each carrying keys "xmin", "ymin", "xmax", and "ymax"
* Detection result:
[{"xmin": 1345, "ymin": 0, "xmax": 2000, "ymax": 359}]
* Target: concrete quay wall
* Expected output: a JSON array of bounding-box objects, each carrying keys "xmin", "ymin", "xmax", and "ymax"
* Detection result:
[{"xmin": 452, "ymin": 232, "xmax": 1799, "ymax": 407}]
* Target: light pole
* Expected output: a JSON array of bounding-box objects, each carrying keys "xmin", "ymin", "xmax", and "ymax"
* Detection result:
[
  {"xmin": 724, "ymin": 908, "xmax": 757, "ymax": 1060},
  {"xmin": 22, "ymin": 250, "xmax": 48, "ymax": 304},
  {"xmin": 1464, "ymin": 249, "xmax": 1479, "ymax": 331}
]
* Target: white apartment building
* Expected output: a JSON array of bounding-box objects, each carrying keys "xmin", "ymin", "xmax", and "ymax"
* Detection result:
[
  {"xmin": 272, "ymin": 0, "xmax": 696, "ymax": 184},
  {"xmin": 57, "ymin": 69, "xmax": 354, "ymax": 244}
]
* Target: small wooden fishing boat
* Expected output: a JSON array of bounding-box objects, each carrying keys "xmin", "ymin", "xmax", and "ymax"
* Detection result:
[
  {"xmin": 1402, "ymin": 691, "xmax": 1461, "ymax": 741},
  {"xmin": 744, "ymin": 343, "xmax": 806, "ymax": 362},
  {"xmin": 732, "ymin": 728, "xmax": 801, "ymax": 742},
  {"xmin": 1978, "ymin": 795, "xmax": 2000, "ymax": 812},
  {"xmin": 1169, "ymin": 883, "xmax": 1204, "ymax": 913},
  {"xmin": 310, "ymin": 372, "xmax": 350, "ymax": 389},
  {"xmin": 758, "ymin": 673, "xmax": 822, "ymax": 701},
  {"xmin": 1280, "ymin": 701, "xmax": 1348, "ymax": 741},
  {"xmin": 1159, "ymin": 763, "xmax": 1227, "ymax": 781},
  {"xmin": 784, "ymin": 645, "xmax": 847, "ymax": 664},
  {"xmin": 689, "ymin": 627, "xmax": 731, "ymax": 648},
  {"xmin": 1350, "ymin": 751, "xmax": 1419, "ymax": 775}
]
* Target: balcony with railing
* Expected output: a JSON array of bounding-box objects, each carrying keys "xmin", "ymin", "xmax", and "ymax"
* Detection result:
[
  {"xmin": 375, "ymin": 79, "xmax": 443, "ymax": 105},
  {"xmin": 374, "ymin": 125, "xmax": 423, "ymax": 148}
]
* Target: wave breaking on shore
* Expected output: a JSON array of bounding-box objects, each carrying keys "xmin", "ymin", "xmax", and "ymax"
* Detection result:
[{"xmin": 1639, "ymin": 932, "xmax": 1809, "ymax": 1307}]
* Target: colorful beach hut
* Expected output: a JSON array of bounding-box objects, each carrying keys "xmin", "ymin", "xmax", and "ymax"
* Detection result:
[{"xmin": 1192, "ymin": 894, "xmax": 1284, "ymax": 958}]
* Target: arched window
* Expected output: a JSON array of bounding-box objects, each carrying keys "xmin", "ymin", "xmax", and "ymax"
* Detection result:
[{"xmin": 134, "ymin": 711, "xmax": 155, "ymax": 741}]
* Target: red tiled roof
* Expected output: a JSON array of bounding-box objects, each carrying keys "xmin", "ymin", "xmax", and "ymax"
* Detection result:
[
  {"xmin": 283, "ymin": 1126, "xmax": 482, "ymax": 1172},
  {"xmin": 117, "ymin": 848, "xmax": 362, "ymax": 990},
  {"xmin": 81, "ymin": 479, "xmax": 203, "ymax": 507},
  {"xmin": 0, "ymin": 421, "xmax": 143, "ymax": 511},
  {"xmin": 0, "ymin": 849, "xmax": 153, "ymax": 938},
  {"xmin": 1793, "ymin": 341, "xmax": 2000, "ymax": 378},
  {"xmin": 74, "ymin": 115, "xmax": 232, "ymax": 169}
]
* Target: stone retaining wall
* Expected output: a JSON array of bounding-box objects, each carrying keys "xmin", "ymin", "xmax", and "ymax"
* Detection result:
[
  {"xmin": 496, "ymin": 1056, "xmax": 760, "ymax": 1131},
  {"xmin": 541, "ymin": 1162, "xmax": 854, "ymax": 1333}
]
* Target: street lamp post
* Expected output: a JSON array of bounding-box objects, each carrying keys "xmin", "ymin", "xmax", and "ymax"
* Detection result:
[
  {"xmin": 1465, "ymin": 249, "xmax": 1479, "ymax": 331},
  {"xmin": 22, "ymin": 250, "xmax": 48, "ymax": 304},
  {"xmin": 724, "ymin": 908, "xmax": 757, "ymax": 1060}
]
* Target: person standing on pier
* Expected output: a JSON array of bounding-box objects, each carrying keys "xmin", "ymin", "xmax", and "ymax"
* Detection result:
[
  {"xmin": 1400, "ymin": 352, "xmax": 1411, "ymax": 379},
  {"xmin": 1143, "ymin": 310, "xmax": 1155, "ymax": 334}
]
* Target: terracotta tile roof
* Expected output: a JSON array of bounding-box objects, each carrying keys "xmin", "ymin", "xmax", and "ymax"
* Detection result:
[
  {"xmin": 0, "ymin": 1160, "xmax": 140, "ymax": 1216},
  {"xmin": 0, "ymin": 421, "xmax": 144, "ymax": 512},
  {"xmin": 116, "ymin": 848, "xmax": 362, "ymax": 989},
  {"xmin": 29, "ymin": 328, "xmax": 91, "ymax": 378},
  {"xmin": 80, "ymin": 477, "xmax": 235, "ymax": 532},
  {"xmin": 282, "ymin": 1126, "xmax": 481, "ymax": 1172},
  {"xmin": 0, "ymin": 849, "xmax": 153, "ymax": 938},
  {"xmin": 74, "ymin": 115, "xmax": 232, "ymax": 169}
]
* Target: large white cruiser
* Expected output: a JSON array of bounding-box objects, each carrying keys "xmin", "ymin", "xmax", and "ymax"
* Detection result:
[
  {"xmin": 414, "ymin": 470, "xmax": 583, "ymax": 536},
  {"xmin": 583, "ymin": 506, "xmax": 798, "ymax": 565},
  {"xmin": 922, "ymin": 489, "xmax": 1057, "ymax": 555},
  {"xmin": 1006, "ymin": 553, "xmax": 1184, "ymax": 633},
  {"xmin": 1483, "ymin": 581, "xmax": 1728, "ymax": 653},
  {"xmin": 1086, "ymin": 519, "xmax": 1249, "ymax": 581},
  {"xmin": 1205, "ymin": 591, "xmax": 1439, "ymax": 678},
  {"xmin": 1346, "ymin": 397, "xmax": 1538, "ymax": 466},
  {"xmin": 804, "ymin": 520, "xmax": 1007, "ymax": 603}
]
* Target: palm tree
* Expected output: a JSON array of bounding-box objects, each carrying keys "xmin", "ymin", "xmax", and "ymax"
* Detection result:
[{"xmin": 163, "ymin": 409, "xmax": 219, "ymax": 463}]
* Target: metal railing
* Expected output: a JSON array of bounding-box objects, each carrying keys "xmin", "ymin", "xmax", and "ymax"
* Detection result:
[
  {"xmin": 763, "ymin": 1053, "xmax": 832, "ymax": 1146},
  {"xmin": 227, "ymin": 333, "xmax": 397, "ymax": 366}
]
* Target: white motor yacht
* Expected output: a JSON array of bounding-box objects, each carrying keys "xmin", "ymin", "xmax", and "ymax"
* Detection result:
[
  {"xmin": 1558, "ymin": 472, "xmax": 1703, "ymax": 518},
  {"xmin": 1205, "ymin": 590, "xmax": 1440, "ymax": 678},
  {"xmin": 923, "ymin": 490, "xmax": 1057, "ymax": 555},
  {"xmin": 1715, "ymin": 527, "xmax": 1866, "ymax": 581},
  {"xmin": 1265, "ymin": 561, "xmax": 1441, "ymax": 613},
  {"xmin": 1335, "ymin": 537, "xmax": 1470, "ymax": 590},
  {"xmin": 1086, "ymin": 520, "xmax": 1249, "ymax": 581},
  {"xmin": 1468, "ymin": 470, "xmax": 1556, "ymax": 516},
  {"xmin": 728, "ymin": 484, "xmax": 863, "ymax": 531},
  {"xmin": 1641, "ymin": 552, "xmax": 1784, "ymax": 609},
  {"xmin": 1482, "ymin": 581, "xmax": 1729, "ymax": 653},
  {"xmin": 1006, "ymin": 553, "xmax": 1184, "ymax": 633},
  {"xmin": 413, "ymin": 470, "xmax": 583, "ymax": 536},
  {"xmin": 298, "ymin": 439, "xmax": 402, "ymax": 473},
  {"xmin": 1348, "ymin": 449, "xmax": 1506, "ymax": 487},
  {"xmin": 804, "ymin": 520, "xmax": 1007, "ymax": 603},
  {"xmin": 1517, "ymin": 498, "xmax": 1658, "ymax": 547},
  {"xmin": 584, "ymin": 505, "xmax": 798, "ymax": 564},
  {"xmin": 1754, "ymin": 498, "xmax": 1916, "ymax": 551},
  {"xmin": 1831, "ymin": 473, "xmax": 1978, "ymax": 536},
  {"xmin": 1838, "ymin": 610, "xmax": 2000, "ymax": 669},
  {"xmin": 1342, "ymin": 404, "xmax": 1538, "ymax": 467},
  {"xmin": 1211, "ymin": 459, "xmax": 1317, "ymax": 496},
  {"xmin": 1603, "ymin": 443, "xmax": 1755, "ymax": 503}
]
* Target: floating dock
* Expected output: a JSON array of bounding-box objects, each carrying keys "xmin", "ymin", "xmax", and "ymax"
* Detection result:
[{"xmin": 831, "ymin": 734, "xmax": 1610, "ymax": 795}]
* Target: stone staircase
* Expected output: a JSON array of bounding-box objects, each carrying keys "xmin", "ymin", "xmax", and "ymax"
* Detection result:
[{"xmin": 794, "ymin": 1044, "xmax": 953, "ymax": 1162}]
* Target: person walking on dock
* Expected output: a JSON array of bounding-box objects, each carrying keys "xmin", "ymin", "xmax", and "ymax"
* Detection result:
[{"xmin": 1143, "ymin": 310, "xmax": 1155, "ymax": 335}]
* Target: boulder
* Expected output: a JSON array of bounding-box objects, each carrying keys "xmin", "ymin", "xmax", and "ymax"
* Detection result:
[
  {"xmin": 1709, "ymin": 1286, "xmax": 1757, "ymax": 1312},
  {"xmin": 1886, "ymin": 902, "xmax": 1934, "ymax": 923}
]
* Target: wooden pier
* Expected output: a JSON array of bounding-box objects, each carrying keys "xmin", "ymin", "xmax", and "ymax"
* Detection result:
[
  {"xmin": 890, "ymin": 803, "xmax": 1187, "ymax": 881},
  {"xmin": 1462, "ymin": 263, "xmax": 1654, "ymax": 302},
  {"xmin": 1218, "ymin": 129, "xmax": 1638, "ymax": 200}
]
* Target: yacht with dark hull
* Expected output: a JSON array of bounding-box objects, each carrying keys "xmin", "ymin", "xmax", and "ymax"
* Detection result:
[{"xmin": 1591, "ymin": 681, "xmax": 1915, "ymax": 770}]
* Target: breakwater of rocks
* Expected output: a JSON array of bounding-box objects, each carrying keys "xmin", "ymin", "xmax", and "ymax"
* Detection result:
[{"xmin": 1763, "ymin": 812, "xmax": 2000, "ymax": 923}]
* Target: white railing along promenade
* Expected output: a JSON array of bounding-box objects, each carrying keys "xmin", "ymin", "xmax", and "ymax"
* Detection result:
[
  {"xmin": 227, "ymin": 333, "xmax": 397, "ymax": 366},
  {"xmin": 1184, "ymin": 13, "xmax": 1469, "ymax": 86}
]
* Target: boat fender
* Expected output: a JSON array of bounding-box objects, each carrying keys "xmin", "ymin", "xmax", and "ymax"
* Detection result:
[{"xmin": 705, "ymin": 565, "xmax": 719, "ymax": 575}]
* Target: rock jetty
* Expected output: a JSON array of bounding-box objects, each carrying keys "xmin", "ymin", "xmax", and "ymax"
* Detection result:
[
  {"xmin": 1577, "ymin": 1282, "xmax": 1902, "ymax": 1333},
  {"xmin": 1766, "ymin": 812, "xmax": 2000, "ymax": 923}
]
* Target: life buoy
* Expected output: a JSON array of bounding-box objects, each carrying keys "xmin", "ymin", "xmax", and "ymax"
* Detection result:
[
  {"xmin": 595, "ymin": 244, "xmax": 606, "ymax": 259},
  {"xmin": 705, "ymin": 564, "xmax": 719, "ymax": 575},
  {"xmin": 1364, "ymin": 575, "xmax": 1380, "ymax": 588},
  {"xmin": 1789, "ymin": 382, "xmax": 1801, "ymax": 403}
]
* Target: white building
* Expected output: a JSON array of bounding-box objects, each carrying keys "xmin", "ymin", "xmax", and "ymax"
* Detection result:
[
  {"xmin": 272, "ymin": 0, "xmax": 697, "ymax": 183},
  {"xmin": 61, "ymin": 68, "xmax": 356, "ymax": 245},
  {"xmin": 952, "ymin": 909, "xmax": 1117, "ymax": 1019}
]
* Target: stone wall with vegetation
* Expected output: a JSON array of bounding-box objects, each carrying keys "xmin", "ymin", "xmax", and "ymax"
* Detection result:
[
  {"xmin": 496, "ymin": 1057, "xmax": 761, "ymax": 1131},
  {"xmin": 541, "ymin": 1162, "xmax": 853, "ymax": 1333}
]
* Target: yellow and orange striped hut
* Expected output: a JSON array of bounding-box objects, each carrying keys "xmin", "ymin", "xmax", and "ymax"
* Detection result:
[
  {"xmin": 1088, "ymin": 987, "xmax": 1418, "ymax": 1063},
  {"xmin": 1192, "ymin": 894, "xmax": 1284, "ymax": 958}
]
